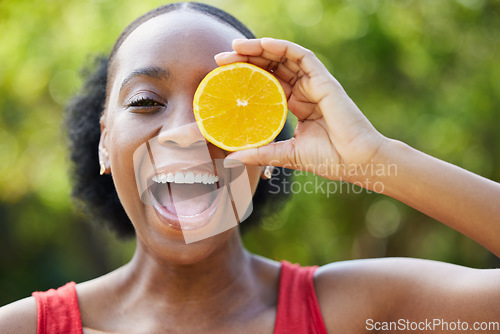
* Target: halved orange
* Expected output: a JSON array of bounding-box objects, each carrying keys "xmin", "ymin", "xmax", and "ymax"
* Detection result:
[{"xmin": 193, "ymin": 62, "xmax": 288, "ymax": 151}]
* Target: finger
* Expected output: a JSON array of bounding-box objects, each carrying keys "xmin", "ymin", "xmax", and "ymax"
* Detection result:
[
  {"xmin": 214, "ymin": 51, "xmax": 249, "ymax": 65},
  {"xmin": 219, "ymin": 39, "xmax": 305, "ymax": 80},
  {"xmin": 231, "ymin": 38, "xmax": 265, "ymax": 56},
  {"xmin": 275, "ymin": 77, "xmax": 292, "ymax": 100},
  {"xmin": 227, "ymin": 39, "xmax": 324, "ymax": 97},
  {"xmin": 223, "ymin": 138, "xmax": 299, "ymax": 170},
  {"xmin": 233, "ymin": 38, "xmax": 326, "ymax": 76},
  {"xmin": 230, "ymin": 39, "xmax": 303, "ymax": 76},
  {"xmin": 215, "ymin": 52, "xmax": 283, "ymax": 74},
  {"xmin": 273, "ymin": 62, "xmax": 303, "ymax": 87}
]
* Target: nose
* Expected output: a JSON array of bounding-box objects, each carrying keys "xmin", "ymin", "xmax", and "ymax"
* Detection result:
[{"xmin": 156, "ymin": 101, "xmax": 206, "ymax": 148}]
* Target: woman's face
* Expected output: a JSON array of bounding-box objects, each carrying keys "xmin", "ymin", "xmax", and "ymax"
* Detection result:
[{"xmin": 100, "ymin": 11, "xmax": 262, "ymax": 263}]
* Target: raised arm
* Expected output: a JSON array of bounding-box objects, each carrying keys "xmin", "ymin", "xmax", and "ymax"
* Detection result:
[{"xmin": 216, "ymin": 37, "xmax": 500, "ymax": 257}]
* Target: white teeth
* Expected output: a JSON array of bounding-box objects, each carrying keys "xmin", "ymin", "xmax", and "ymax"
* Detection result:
[
  {"xmin": 185, "ymin": 172, "xmax": 195, "ymax": 184},
  {"xmin": 195, "ymin": 173, "xmax": 203, "ymax": 183},
  {"xmin": 174, "ymin": 172, "xmax": 185, "ymax": 183},
  {"xmin": 152, "ymin": 171, "xmax": 219, "ymax": 184},
  {"xmin": 166, "ymin": 173, "xmax": 174, "ymax": 182}
]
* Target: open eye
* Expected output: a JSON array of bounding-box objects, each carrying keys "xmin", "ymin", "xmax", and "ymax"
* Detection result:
[{"xmin": 128, "ymin": 97, "xmax": 164, "ymax": 108}]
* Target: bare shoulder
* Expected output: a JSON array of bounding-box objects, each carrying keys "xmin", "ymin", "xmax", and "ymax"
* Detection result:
[
  {"xmin": 313, "ymin": 258, "xmax": 405, "ymax": 333},
  {"xmin": 315, "ymin": 257, "xmax": 500, "ymax": 300},
  {"xmin": 314, "ymin": 257, "xmax": 500, "ymax": 333},
  {"xmin": 0, "ymin": 296, "xmax": 37, "ymax": 334}
]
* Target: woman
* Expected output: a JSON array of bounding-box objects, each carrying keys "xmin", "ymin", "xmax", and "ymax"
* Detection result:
[{"xmin": 1, "ymin": 2, "xmax": 499, "ymax": 333}]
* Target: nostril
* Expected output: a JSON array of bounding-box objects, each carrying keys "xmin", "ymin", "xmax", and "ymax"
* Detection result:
[
  {"xmin": 193, "ymin": 139, "xmax": 208, "ymax": 147},
  {"xmin": 158, "ymin": 139, "xmax": 207, "ymax": 148},
  {"xmin": 158, "ymin": 139, "xmax": 178, "ymax": 147}
]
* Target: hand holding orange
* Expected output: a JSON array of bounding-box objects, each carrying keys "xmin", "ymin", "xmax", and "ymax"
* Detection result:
[{"xmin": 212, "ymin": 38, "xmax": 387, "ymax": 183}]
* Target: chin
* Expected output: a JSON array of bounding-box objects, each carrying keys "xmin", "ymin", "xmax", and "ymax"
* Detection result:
[{"xmin": 141, "ymin": 221, "xmax": 239, "ymax": 266}]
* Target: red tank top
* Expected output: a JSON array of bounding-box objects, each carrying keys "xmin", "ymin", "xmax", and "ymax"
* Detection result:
[
  {"xmin": 274, "ymin": 261, "xmax": 327, "ymax": 333},
  {"xmin": 32, "ymin": 282, "xmax": 83, "ymax": 334},
  {"xmin": 32, "ymin": 261, "xmax": 327, "ymax": 333}
]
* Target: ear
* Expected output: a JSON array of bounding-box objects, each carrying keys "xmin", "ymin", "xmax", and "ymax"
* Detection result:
[{"xmin": 98, "ymin": 121, "xmax": 110, "ymax": 175}]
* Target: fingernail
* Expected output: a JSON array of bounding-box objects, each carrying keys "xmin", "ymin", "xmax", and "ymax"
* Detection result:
[
  {"xmin": 223, "ymin": 159, "xmax": 244, "ymax": 168},
  {"xmin": 232, "ymin": 38, "xmax": 246, "ymax": 43},
  {"xmin": 214, "ymin": 52, "xmax": 230, "ymax": 60}
]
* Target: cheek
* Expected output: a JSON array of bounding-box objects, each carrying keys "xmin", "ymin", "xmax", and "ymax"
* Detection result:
[
  {"xmin": 109, "ymin": 127, "xmax": 144, "ymax": 177},
  {"xmin": 107, "ymin": 118, "xmax": 154, "ymax": 222},
  {"xmin": 108, "ymin": 114, "xmax": 158, "ymax": 171}
]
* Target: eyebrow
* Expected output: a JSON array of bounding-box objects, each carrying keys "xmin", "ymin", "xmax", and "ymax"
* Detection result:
[{"xmin": 120, "ymin": 66, "xmax": 170, "ymax": 91}]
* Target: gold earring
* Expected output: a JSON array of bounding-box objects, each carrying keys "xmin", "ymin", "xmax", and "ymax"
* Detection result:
[
  {"xmin": 99, "ymin": 161, "xmax": 106, "ymax": 175},
  {"xmin": 264, "ymin": 166, "xmax": 273, "ymax": 179}
]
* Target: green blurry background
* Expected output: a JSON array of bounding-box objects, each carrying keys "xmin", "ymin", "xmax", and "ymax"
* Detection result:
[{"xmin": 1, "ymin": 0, "xmax": 499, "ymax": 305}]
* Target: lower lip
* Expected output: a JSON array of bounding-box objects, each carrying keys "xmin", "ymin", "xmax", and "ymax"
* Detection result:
[{"xmin": 148, "ymin": 184, "xmax": 224, "ymax": 231}]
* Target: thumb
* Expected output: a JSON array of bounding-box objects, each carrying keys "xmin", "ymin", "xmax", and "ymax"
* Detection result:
[{"xmin": 223, "ymin": 138, "xmax": 297, "ymax": 169}]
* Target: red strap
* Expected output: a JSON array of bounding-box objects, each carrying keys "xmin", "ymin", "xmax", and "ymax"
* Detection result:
[
  {"xmin": 274, "ymin": 261, "xmax": 327, "ymax": 334},
  {"xmin": 32, "ymin": 282, "xmax": 83, "ymax": 334}
]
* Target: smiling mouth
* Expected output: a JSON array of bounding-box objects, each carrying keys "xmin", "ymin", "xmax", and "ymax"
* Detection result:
[{"xmin": 148, "ymin": 169, "xmax": 223, "ymax": 230}]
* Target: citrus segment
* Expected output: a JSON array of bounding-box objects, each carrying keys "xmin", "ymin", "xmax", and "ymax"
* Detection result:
[{"xmin": 193, "ymin": 62, "xmax": 287, "ymax": 151}]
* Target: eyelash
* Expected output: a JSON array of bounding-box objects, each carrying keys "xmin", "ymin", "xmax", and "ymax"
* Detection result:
[{"xmin": 128, "ymin": 97, "xmax": 164, "ymax": 108}]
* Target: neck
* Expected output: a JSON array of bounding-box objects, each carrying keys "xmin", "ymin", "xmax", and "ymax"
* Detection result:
[{"xmin": 117, "ymin": 230, "xmax": 254, "ymax": 310}]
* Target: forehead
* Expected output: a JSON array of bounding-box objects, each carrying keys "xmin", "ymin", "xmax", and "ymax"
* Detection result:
[{"xmin": 113, "ymin": 11, "xmax": 244, "ymax": 78}]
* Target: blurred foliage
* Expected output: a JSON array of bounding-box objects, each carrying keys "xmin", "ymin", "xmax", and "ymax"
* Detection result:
[{"xmin": 1, "ymin": 0, "xmax": 499, "ymax": 306}]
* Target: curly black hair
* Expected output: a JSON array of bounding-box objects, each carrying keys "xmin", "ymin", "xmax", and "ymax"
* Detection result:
[{"xmin": 66, "ymin": 2, "xmax": 292, "ymax": 238}]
